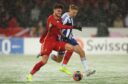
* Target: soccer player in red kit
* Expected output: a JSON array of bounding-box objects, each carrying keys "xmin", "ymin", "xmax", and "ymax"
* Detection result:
[
  {"xmin": 51, "ymin": 4, "xmax": 95, "ymax": 76},
  {"xmin": 26, "ymin": 4, "xmax": 79, "ymax": 81}
]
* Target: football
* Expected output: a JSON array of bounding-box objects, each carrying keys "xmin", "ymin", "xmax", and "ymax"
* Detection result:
[{"xmin": 73, "ymin": 71, "xmax": 83, "ymax": 81}]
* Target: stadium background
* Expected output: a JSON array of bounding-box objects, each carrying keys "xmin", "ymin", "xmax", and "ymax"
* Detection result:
[{"xmin": 0, "ymin": 0, "xmax": 128, "ymax": 84}]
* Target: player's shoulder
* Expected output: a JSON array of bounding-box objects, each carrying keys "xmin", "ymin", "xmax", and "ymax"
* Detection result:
[
  {"xmin": 62, "ymin": 12, "xmax": 69, "ymax": 19},
  {"xmin": 48, "ymin": 15, "xmax": 54, "ymax": 20}
]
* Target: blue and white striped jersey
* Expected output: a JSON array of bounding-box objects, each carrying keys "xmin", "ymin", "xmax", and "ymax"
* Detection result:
[{"xmin": 61, "ymin": 12, "xmax": 74, "ymax": 39}]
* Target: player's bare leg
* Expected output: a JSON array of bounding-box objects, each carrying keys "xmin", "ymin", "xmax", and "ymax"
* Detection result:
[
  {"xmin": 51, "ymin": 43, "xmax": 73, "ymax": 62},
  {"xmin": 51, "ymin": 54, "xmax": 63, "ymax": 63},
  {"xmin": 51, "ymin": 43, "xmax": 74, "ymax": 75},
  {"xmin": 51, "ymin": 47, "xmax": 73, "ymax": 75},
  {"xmin": 59, "ymin": 44, "xmax": 74, "ymax": 74},
  {"xmin": 27, "ymin": 43, "xmax": 74, "ymax": 81},
  {"xmin": 51, "ymin": 44, "xmax": 95, "ymax": 76},
  {"xmin": 52, "ymin": 44, "xmax": 95, "ymax": 76},
  {"xmin": 73, "ymin": 45, "xmax": 96, "ymax": 76},
  {"xmin": 27, "ymin": 55, "xmax": 49, "ymax": 81},
  {"xmin": 51, "ymin": 53, "xmax": 73, "ymax": 75}
]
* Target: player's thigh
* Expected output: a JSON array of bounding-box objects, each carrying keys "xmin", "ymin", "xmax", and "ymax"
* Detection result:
[
  {"xmin": 74, "ymin": 45, "xmax": 85, "ymax": 56},
  {"xmin": 65, "ymin": 43, "xmax": 74, "ymax": 51},
  {"xmin": 74, "ymin": 45, "xmax": 82, "ymax": 52},
  {"xmin": 41, "ymin": 55, "xmax": 49, "ymax": 64},
  {"xmin": 57, "ymin": 51, "xmax": 65, "ymax": 61},
  {"xmin": 40, "ymin": 42, "xmax": 53, "ymax": 57},
  {"xmin": 54, "ymin": 42, "xmax": 74, "ymax": 51}
]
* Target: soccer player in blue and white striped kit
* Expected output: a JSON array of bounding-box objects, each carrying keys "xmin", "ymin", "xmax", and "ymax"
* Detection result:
[{"xmin": 51, "ymin": 4, "xmax": 95, "ymax": 77}]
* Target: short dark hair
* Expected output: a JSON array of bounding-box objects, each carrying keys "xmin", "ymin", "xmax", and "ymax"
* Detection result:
[{"xmin": 53, "ymin": 3, "xmax": 63, "ymax": 10}]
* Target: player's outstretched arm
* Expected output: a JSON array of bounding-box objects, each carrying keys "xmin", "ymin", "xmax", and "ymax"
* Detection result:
[
  {"xmin": 73, "ymin": 26, "xmax": 82, "ymax": 31},
  {"xmin": 51, "ymin": 19, "xmax": 73, "ymax": 29}
]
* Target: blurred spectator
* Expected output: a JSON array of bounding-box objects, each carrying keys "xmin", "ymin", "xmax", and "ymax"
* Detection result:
[
  {"xmin": 8, "ymin": 17, "xmax": 19, "ymax": 28},
  {"xmin": 30, "ymin": 27, "xmax": 37, "ymax": 37},
  {"xmin": 16, "ymin": 6, "xmax": 30, "ymax": 28},
  {"xmin": 113, "ymin": 14, "xmax": 124, "ymax": 27},
  {"xmin": 31, "ymin": 5, "xmax": 40, "ymax": 22},
  {"xmin": 38, "ymin": 21, "xmax": 45, "ymax": 36},
  {"xmin": 0, "ymin": 0, "xmax": 128, "ymax": 30},
  {"xmin": 96, "ymin": 22, "xmax": 109, "ymax": 37},
  {"xmin": 30, "ymin": 21, "xmax": 44, "ymax": 37},
  {"xmin": 0, "ymin": 7, "xmax": 10, "ymax": 28},
  {"xmin": 108, "ymin": 2, "xmax": 118, "ymax": 26},
  {"xmin": 124, "ymin": 12, "xmax": 128, "ymax": 27},
  {"xmin": 29, "ymin": 5, "xmax": 40, "ymax": 27}
]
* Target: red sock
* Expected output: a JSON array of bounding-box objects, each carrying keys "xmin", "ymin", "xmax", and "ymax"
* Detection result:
[
  {"xmin": 30, "ymin": 61, "xmax": 44, "ymax": 75},
  {"xmin": 63, "ymin": 51, "xmax": 73, "ymax": 65}
]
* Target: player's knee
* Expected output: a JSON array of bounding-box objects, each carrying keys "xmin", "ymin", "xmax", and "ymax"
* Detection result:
[
  {"xmin": 57, "ymin": 56, "xmax": 63, "ymax": 63},
  {"xmin": 79, "ymin": 48, "xmax": 85, "ymax": 55},
  {"xmin": 77, "ymin": 49, "xmax": 85, "ymax": 57},
  {"xmin": 57, "ymin": 58, "xmax": 63, "ymax": 63},
  {"xmin": 81, "ymin": 50, "xmax": 85, "ymax": 57},
  {"xmin": 74, "ymin": 45, "xmax": 85, "ymax": 57},
  {"xmin": 41, "ymin": 55, "xmax": 49, "ymax": 64},
  {"xmin": 65, "ymin": 43, "xmax": 74, "ymax": 51},
  {"xmin": 41, "ymin": 59, "xmax": 48, "ymax": 64}
]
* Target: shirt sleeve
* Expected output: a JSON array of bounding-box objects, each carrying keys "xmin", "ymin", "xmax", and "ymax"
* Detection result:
[
  {"xmin": 51, "ymin": 17, "xmax": 73, "ymax": 29},
  {"xmin": 62, "ymin": 16, "xmax": 69, "ymax": 25},
  {"xmin": 61, "ymin": 13, "xmax": 69, "ymax": 25}
]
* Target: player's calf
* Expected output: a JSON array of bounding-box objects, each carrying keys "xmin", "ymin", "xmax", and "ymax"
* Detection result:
[
  {"xmin": 30, "ymin": 55, "xmax": 48, "ymax": 75},
  {"xmin": 27, "ymin": 55, "xmax": 49, "ymax": 81},
  {"xmin": 74, "ymin": 45, "xmax": 96, "ymax": 76},
  {"xmin": 74, "ymin": 45, "xmax": 85, "ymax": 58}
]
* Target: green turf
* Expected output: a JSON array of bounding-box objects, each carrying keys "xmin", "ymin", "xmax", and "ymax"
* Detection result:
[{"xmin": 0, "ymin": 54, "xmax": 128, "ymax": 84}]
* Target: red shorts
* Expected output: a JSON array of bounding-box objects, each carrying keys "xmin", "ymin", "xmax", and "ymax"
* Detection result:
[{"xmin": 40, "ymin": 39, "xmax": 66, "ymax": 56}]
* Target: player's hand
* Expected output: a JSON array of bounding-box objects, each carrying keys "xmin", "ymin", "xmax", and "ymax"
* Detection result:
[
  {"xmin": 63, "ymin": 36, "xmax": 68, "ymax": 41},
  {"xmin": 73, "ymin": 26, "xmax": 82, "ymax": 31}
]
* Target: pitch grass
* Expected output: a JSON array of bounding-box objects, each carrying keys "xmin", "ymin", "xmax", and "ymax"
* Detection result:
[{"xmin": 0, "ymin": 54, "xmax": 128, "ymax": 84}]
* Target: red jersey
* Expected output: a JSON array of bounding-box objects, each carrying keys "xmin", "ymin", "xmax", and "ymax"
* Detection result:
[{"xmin": 40, "ymin": 15, "xmax": 73, "ymax": 43}]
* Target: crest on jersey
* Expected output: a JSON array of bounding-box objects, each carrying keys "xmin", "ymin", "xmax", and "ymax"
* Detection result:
[
  {"xmin": 57, "ymin": 21, "xmax": 59, "ymax": 23},
  {"xmin": 49, "ymin": 22, "xmax": 52, "ymax": 28}
]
